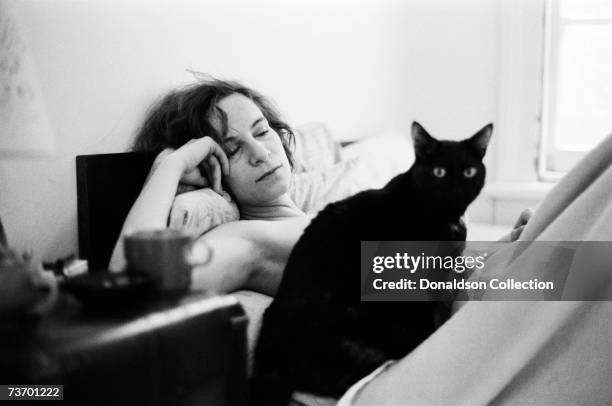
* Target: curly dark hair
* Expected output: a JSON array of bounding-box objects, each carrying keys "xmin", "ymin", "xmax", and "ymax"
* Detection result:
[{"xmin": 132, "ymin": 75, "xmax": 295, "ymax": 168}]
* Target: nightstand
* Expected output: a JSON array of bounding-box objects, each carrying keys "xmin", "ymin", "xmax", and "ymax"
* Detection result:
[{"xmin": 0, "ymin": 292, "xmax": 248, "ymax": 405}]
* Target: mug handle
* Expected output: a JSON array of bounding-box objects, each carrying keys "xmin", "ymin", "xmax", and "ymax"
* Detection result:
[{"xmin": 186, "ymin": 241, "xmax": 213, "ymax": 268}]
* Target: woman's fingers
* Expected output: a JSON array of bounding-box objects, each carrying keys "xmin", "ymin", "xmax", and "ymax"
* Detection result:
[
  {"xmin": 503, "ymin": 208, "xmax": 533, "ymax": 242},
  {"xmin": 169, "ymin": 137, "xmax": 229, "ymax": 193},
  {"xmin": 209, "ymin": 141, "xmax": 230, "ymax": 176},
  {"xmin": 196, "ymin": 156, "xmax": 222, "ymax": 194},
  {"xmin": 510, "ymin": 225, "xmax": 525, "ymax": 241},
  {"xmin": 207, "ymin": 155, "xmax": 223, "ymax": 194},
  {"xmin": 498, "ymin": 225, "xmax": 526, "ymax": 243},
  {"xmin": 513, "ymin": 208, "xmax": 534, "ymax": 229},
  {"xmin": 181, "ymin": 168, "xmax": 208, "ymax": 187},
  {"xmin": 496, "ymin": 232, "xmax": 512, "ymax": 243},
  {"xmin": 181, "ymin": 137, "xmax": 229, "ymax": 178}
]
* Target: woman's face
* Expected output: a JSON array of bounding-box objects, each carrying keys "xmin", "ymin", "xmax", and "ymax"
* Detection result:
[{"xmin": 212, "ymin": 93, "xmax": 292, "ymax": 206}]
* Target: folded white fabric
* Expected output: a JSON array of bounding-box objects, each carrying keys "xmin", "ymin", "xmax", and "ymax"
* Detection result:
[{"xmin": 289, "ymin": 157, "xmax": 362, "ymax": 214}]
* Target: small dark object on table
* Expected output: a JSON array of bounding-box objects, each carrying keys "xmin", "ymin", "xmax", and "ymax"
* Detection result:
[{"xmin": 60, "ymin": 270, "xmax": 155, "ymax": 315}]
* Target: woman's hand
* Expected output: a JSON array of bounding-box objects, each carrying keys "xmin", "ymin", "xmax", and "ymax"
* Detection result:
[
  {"xmin": 110, "ymin": 137, "xmax": 230, "ymax": 272},
  {"xmin": 510, "ymin": 208, "xmax": 534, "ymax": 241},
  {"xmin": 154, "ymin": 138, "xmax": 230, "ymax": 194},
  {"xmin": 497, "ymin": 208, "xmax": 534, "ymax": 242}
]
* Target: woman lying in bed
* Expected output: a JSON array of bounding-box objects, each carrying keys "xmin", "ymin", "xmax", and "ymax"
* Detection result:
[{"xmin": 109, "ymin": 77, "xmax": 530, "ymax": 297}]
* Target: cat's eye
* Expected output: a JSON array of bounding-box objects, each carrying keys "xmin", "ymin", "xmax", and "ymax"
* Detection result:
[
  {"xmin": 432, "ymin": 167, "xmax": 446, "ymax": 178},
  {"xmin": 463, "ymin": 167, "xmax": 478, "ymax": 178}
]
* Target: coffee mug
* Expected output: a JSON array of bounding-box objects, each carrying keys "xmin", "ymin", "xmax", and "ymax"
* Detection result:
[{"xmin": 124, "ymin": 229, "xmax": 212, "ymax": 294}]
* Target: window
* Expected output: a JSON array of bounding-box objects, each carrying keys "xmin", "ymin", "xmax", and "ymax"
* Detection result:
[{"xmin": 540, "ymin": 0, "xmax": 612, "ymax": 179}]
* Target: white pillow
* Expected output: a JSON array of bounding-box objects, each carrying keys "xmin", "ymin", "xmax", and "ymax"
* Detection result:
[
  {"xmin": 289, "ymin": 157, "xmax": 366, "ymax": 213},
  {"xmin": 340, "ymin": 131, "xmax": 414, "ymax": 189},
  {"xmin": 288, "ymin": 136, "xmax": 414, "ymax": 215},
  {"xmin": 288, "ymin": 132, "xmax": 416, "ymax": 214},
  {"xmin": 292, "ymin": 122, "xmax": 342, "ymax": 173},
  {"xmin": 169, "ymin": 188, "xmax": 239, "ymax": 237}
]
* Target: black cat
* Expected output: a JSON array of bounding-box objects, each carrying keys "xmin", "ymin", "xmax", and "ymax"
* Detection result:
[{"xmin": 249, "ymin": 121, "xmax": 493, "ymax": 405}]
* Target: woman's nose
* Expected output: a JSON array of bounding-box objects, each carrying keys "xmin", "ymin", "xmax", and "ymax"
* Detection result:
[{"xmin": 248, "ymin": 141, "xmax": 271, "ymax": 166}]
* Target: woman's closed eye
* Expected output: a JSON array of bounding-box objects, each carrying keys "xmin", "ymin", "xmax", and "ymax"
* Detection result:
[
  {"xmin": 227, "ymin": 133, "xmax": 267, "ymax": 157},
  {"xmin": 227, "ymin": 142, "xmax": 241, "ymax": 157}
]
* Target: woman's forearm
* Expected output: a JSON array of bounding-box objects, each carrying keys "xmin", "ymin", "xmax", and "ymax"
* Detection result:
[{"xmin": 108, "ymin": 157, "xmax": 183, "ymax": 271}]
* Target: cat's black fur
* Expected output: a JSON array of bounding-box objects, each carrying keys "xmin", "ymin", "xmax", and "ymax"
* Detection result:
[{"xmin": 249, "ymin": 121, "xmax": 493, "ymax": 405}]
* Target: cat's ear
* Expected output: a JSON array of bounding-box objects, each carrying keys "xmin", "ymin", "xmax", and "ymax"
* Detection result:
[
  {"xmin": 411, "ymin": 121, "xmax": 439, "ymax": 158},
  {"xmin": 465, "ymin": 123, "xmax": 493, "ymax": 159}
]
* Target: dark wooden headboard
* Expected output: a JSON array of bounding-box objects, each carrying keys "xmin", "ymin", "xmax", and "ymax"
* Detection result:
[{"xmin": 76, "ymin": 152, "xmax": 155, "ymax": 271}]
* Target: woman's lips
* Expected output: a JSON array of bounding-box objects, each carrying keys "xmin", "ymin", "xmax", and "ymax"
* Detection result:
[{"xmin": 256, "ymin": 165, "xmax": 282, "ymax": 182}]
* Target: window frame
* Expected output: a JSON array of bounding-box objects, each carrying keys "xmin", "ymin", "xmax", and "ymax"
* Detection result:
[
  {"xmin": 493, "ymin": 0, "xmax": 546, "ymax": 186},
  {"xmin": 539, "ymin": 0, "xmax": 612, "ymax": 180}
]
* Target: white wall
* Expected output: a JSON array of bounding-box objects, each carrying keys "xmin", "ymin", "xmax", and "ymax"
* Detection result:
[{"xmin": 0, "ymin": 0, "xmax": 500, "ymax": 263}]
